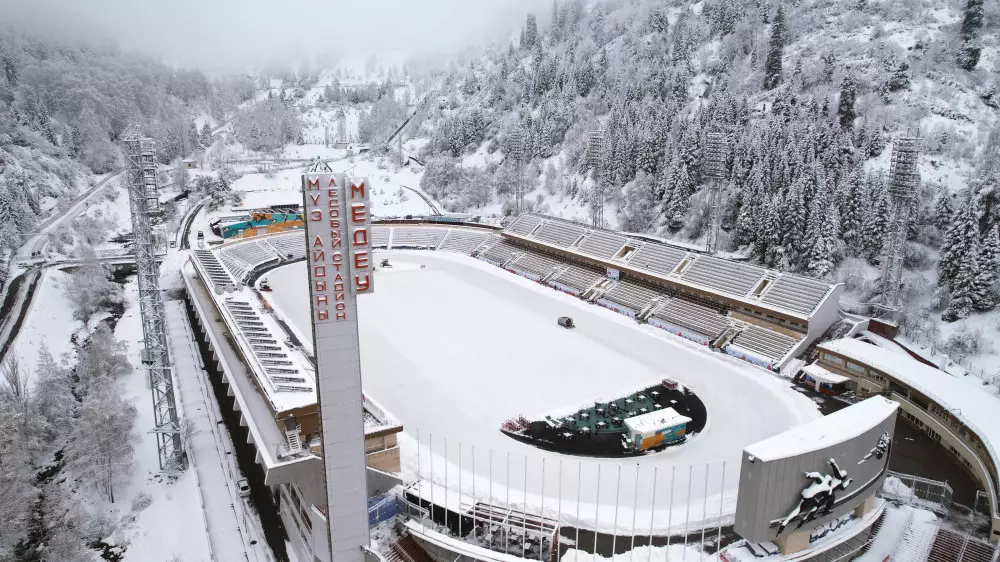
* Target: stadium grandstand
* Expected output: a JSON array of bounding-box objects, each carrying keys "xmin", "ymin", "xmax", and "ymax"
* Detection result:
[
  {"xmin": 195, "ymin": 214, "xmax": 842, "ymax": 371},
  {"xmin": 490, "ymin": 212, "xmax": 843, "ymax": 370}
]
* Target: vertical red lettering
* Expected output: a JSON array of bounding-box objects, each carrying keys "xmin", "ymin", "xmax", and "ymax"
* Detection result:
[
  {"xmin": 350, "ymin": 181, "xmax": 366, "ymax": 200},
  {"xmin": 351, "ymin": 203, "xmax": 366, "ymax": 224},
  {"xmin": 355, "ymin": 274, "xmax": 371, "ymax": 292},
  {"xmin": 336, "ymin": 312, "xmax": 347, "ymax": 321},
  {"xmin": 318, "ymin": 310, "xmax": 329, "ymax": 321},
  {"xmin": 354, "ymin": 250, "xmax": 369, "ymax": 269},
  {"xmin": 306, "ymin": 177, "xmax": 320, "ymax": 190},
  {"xmin": 352, "ymin": 228, "xmax": 368, "ymax": 246}
]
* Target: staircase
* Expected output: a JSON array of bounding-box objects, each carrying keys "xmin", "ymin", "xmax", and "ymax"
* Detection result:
[
  {"xmin": 384, "ymin": 535, "xmax": 434, "ymax": 562},
  {"xmin": 927, "ymin": 528, "xmax": 997, "ymax": 562}
]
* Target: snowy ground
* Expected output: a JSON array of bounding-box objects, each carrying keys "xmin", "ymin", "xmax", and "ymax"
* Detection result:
[
  {"xmin": 11, "ymin": 269, "xmax": 79, "ymax": 374},
  {"xmin": 264, "ymin": 251, "xmax": 820, "ymax": 532},
  {"xmin": 107, "ymin": 278, "xmax": 213, "ymax": 562}
]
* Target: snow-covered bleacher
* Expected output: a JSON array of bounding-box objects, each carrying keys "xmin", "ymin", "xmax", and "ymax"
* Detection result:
[
  {"xmin": 479, "ymin": 238, "xmax": 521, "ymax": 266},
  {"xmin": 758, "ymin": 274, "xmax": 831, "ymax": 316},
  {"xmin": 437, "ymin": 229, "xmax": 490, "ymax": 255},
  {"xmin": 730, "ymin": 325, "xmax": 799, "ymax": 361},
  {"xmin": 506, "ymin": 213, "xmax": 544, "ymax": 237},
  {"xmin": 193, "ymin": 250, "xmax": 235, "ymax": 292},
  {"xmin": 389, "ymin": 227, "xmax": 447, "ymax": 249},
  {"xmin": 508, "ymin": 251, "xmax": 565, "ymax": 279},
  {"xmin": 626, "ymin": 243, "xmax": 688, "ymax": 276},
  {"xmin": 223, "ymin": 299, "xmax": 313, "ymax": 394},
  {"xmin": 372, "ymin": 226, "xmax": 390, "ymax": 248},
  {"xmin": 651, "ymin": 298, "xmax": 730, "ymax": 340},
  {"xmin": 267, "ymin": 233, "xmax": 306, "ymax": 261},
  {"xmin": 533, "ymin": 219, "xmax": 585, "ymax": 248},
  {"xmin": 549, "ymin": 265, "xmax": 604, "ymax": 294},
  {"xmin": 679, "ymin": 256, "xmax": 765, "ymax": 299},
  {"xmin": 601, "ymin": 280, "xmax": 661, "ymax": 314},
  {"xmin": 219, "ymin": 241, "xmax": 280, "ymax": 282},
  {"xmin": 576, "ymin": 231, "xmax": 626, "ymax": 259}
]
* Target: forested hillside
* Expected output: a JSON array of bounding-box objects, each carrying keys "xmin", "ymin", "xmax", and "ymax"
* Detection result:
[
  {"xmin": 412, "ymin": 0, "xmax": 999, "ymax": 331},
  {"xmin": 0, "ymin": 26, "xmax": 253, "ymax": 251}
]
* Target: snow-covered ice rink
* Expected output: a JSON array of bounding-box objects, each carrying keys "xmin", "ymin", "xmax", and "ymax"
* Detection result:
[{"xmin": 264, "ymin": 251, "xmax": 820, "ymax": 532}]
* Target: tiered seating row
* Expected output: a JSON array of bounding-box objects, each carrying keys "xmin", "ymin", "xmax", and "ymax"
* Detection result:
[
  {"xmin": 389, "ymin": 227, "xmax": 447, "ymax": 249},
  {"xmin": 549, "ymin": 265, "xmax": 604, "ymax": 293},
  {"xmin": 194, "ymin": 250, "xmax": 235, "ymax": 292},
  {"xmin": 219, "ymin": 241, "xmax": 280, "ymax": 282},
  {"xmin": 223, "ymin": 299, "xmax": 312, "ymax": 393},
  {"xmin": 372, "ymin": 226, "xmax": 390, "ymax": 247},
  {"xmin": 437, "ymin": 229, "xmax": 490, "ymax": 254},
  {"xmin": 576, "ymin": 231, "xmax": 626, "ymax": 259},
  {"xmin": 758, "ymin": 274, "xmax": 831, "ymax": 316},
  {"xmin": 679, "ymin": 255, "xmax": 765, "ymax": 298},
  {"xmin": 602, "ymin": 280, "xmax": 661, "ymax": 313},
  {"xmin": 479, "ymin": 238, "xmax": 520, "ymax": 265},
  {"xmin": 506, "ymin": 214, "xmax": 544, "ymax": 236},
  {"xmin": 533, "ymin": 220, "xmax": 585, "ymax": 247},
  {"xmin": 267, "ymin": 233, "xmax": 306, "ymax": 261},
  {"xmin": 730, "ymin": 325, "xmax": 799, "ymax": 361},
  {"xmin": 652, "ymin": 299, "xmax": 729, "ymax": 339},
  {"xmin": 508, "ymin": 251, "xmax": 565, "ymax": 279},
  {"xmin": 626, "ymin": 243, "xmax": 688, "ymax": 276}
]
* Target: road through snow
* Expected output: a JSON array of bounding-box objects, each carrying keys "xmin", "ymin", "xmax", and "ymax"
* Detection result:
[{"xmin": 264, "ymin": 251, "xmax": 820, "ymax": 532}]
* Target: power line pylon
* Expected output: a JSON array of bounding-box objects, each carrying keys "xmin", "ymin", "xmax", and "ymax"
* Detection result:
[{"xmin": 122, "ymin": 125, "xmax": 186, "ymax": 472}]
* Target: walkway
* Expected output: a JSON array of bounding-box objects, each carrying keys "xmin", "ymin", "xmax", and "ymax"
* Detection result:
[{"xmin": 166, "ymin": 299, "xmax": 273, "ymax": 562}]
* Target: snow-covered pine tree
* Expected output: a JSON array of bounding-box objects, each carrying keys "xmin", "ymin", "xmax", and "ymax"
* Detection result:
[
  {"xmin": 839, "ymin": 167, "xmax": 866, "ymax": 251},
  {"xmin": 620, "ymin": 171, "xmax": 658, "ymax": 232},
  {"xmin": 957, "ymin": 0, "xmax": 984, "ymax": 70},
  {"xmin": 837, "ymin": 76, "xmax": 856, "ymax": 130},
  {"xmin": 973, "ymin": 227, "xmax": 1000, "ymax": 311},
  {"xmin": 200, "ymin": 121, "xmax": 212, "ymax": 146},
  {"xmin": 763, "ymin": 6, "xmax": 785, "ymax": 90},
  {"xmin": 861, "ymin": 176, "xmax": 889, "ymax": 262},
  {"xmin": 933, "ymin": 191, "xmax": 955, "ymax": 231},
  {"xmin": 938, "ymin": 197, "xmax": 979, "ymax": 290},
  {"xmin": 943, "ymin": 246, "xmax": 979, "ymax": 321},
  {"xmin": 780, "ymin": 176, "xmax": 807, "ymax": 266},
  {"xmin": 32, "ymin": 344, "xmax": 75, "ymax": 442}
]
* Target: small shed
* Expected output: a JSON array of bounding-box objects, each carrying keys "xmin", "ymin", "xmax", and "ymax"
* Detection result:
[
  {"xmin": 624, "ymin": 408, "xmax": 691, "ymax": 451},
  {"xmin": 801, "ymin": 362, "xmax": 850, "ymax": 395},
  {"xmin": 182, "ymin": 158, "xmax": 198, "ymax": 169}
]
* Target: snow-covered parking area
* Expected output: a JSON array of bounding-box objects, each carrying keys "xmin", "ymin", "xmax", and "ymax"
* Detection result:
[{"xmin": 264, "ymin": 251, "xmax": 820, "ymax": 531}]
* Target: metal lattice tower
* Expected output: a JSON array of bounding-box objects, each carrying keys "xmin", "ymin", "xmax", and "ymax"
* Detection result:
[
  {"xmin": 586, "ymin": 130, "xmax": 606, "ymax": 228},
  {"xmin": 874, "ymin": 135, "xmax": 921, "ymax": 323},
  {"xmin": 509, "ymin": 128, "xmax": 526, "ymax": 215},
  {"xmin": 703, "ymin": 132, "xmax": 728, "ymax": 254},
  {"xmin": 122, "ymin": 125, "xmax": 186, "ymax": 472}
]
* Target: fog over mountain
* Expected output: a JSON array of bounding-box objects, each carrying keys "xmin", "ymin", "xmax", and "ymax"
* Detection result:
[{"xmin": 0, "ymin": 0, "xmax": 540, "ymax": 70}]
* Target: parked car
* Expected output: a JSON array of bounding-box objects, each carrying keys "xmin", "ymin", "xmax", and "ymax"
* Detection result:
[
  {"xmin": 380, "ymin": 258, "xmax": 392, "ymax": 268},
  {"xmin": 237, "ymin": 478, "xmax": 251, "ymax": 498},
  {"xmin": 557, "ymin": 316, "xmax": 575, "ymax": 328}
]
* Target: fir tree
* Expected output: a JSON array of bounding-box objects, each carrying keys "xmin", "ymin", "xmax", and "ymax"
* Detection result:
[
  {"xmin": 938, "ymin": 197, "xmax": 979, "ymax": 290},
  {"xmin": 523, "ymin": 14, "xmax": 539, "ymax": 49},
  {"xmin": 837, "ymin": 77, "xmax": 856, "ymax": 130},
  {"xmin": 839, "ymin": 167, "xmax": 866, "ymax": 251},
  {"xmin": 957, "ymin": 0, "xmax": 984, "ymax": 70},
  {"xmin": 933, "ymin": 191, "xmax": 955, "ymax": 231},
  {"xmin": 861, "ymin": 178, "xmax": 889, "ymax": 262},
  {"xmin": 944, "ymin": 248, "xmax": 979, "ymax": 321},
  {"xmin": 973, "ymin": 228, "xmax": 1000, "ymax": 311},
  {"xmin": 763, "ymin": 6, "xmax": 785, "ymax": 90},
  {"xmin": 200, "ymin": 122, "xmax": 213, "ymax": 146}
]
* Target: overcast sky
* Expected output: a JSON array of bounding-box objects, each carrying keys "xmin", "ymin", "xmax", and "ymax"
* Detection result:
[{"xmin": 1, "ymin": 0, "xmax": 542, "ymax": 71}]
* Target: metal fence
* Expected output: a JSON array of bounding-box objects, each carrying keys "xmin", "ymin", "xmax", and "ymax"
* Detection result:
[
  {"xmin": 369, "ymin": 493, "xmax": 400, "ymax": 528},
  {"xmin": 883, "ymin": 470, "xmax": 954, "ymax": 514}
]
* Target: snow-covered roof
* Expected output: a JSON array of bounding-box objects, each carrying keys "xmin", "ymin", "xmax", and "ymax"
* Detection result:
[
  {"xmin": 234, "ymin": 190, "xmax": 303, "ymax": 211},
  {"xmin": 802, "ymin": 362, "xmax": 850, "ymax": 385},
  {"xmin": 744, "ymin": 396, "xmax": 898, "ymax": 463},
  {"xmin": 820, "ymin": 338, "xmax": 1000, "ymax": 467},
  {"xmin": 623, "ymin": 408, "xmax": 692, "ymax": 435}
]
